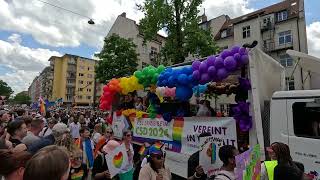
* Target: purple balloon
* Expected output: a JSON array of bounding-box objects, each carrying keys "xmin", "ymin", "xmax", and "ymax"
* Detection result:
[
  {"xmin": 200, "ymin": 73, "xmax": 210, "ymax": 84},
  {"xmin": 231, "ymin": 45, "xmax": 241, "ymax": 55},
  {"xmin": 192, "ymin": 70, "xmax": 200, "ymax": 80},
  {"xmin": 199, "ymin": 62, "xmax": 208, "ymax": 73},
  {"xmin": 224, "ymin": 56, "xmax": 237, "ymax": 71},
  {"xmin": 217, "ymin": 68, "xmax": 229, "ymax": 80},
  {"xmin": 214, "ymin": 57, "xmax": 224, "ymax": 68},
  {"xmin": 192, "ymin": 60, "xmax": 201, "ymax": 71},
  {"xmin": 234, "ymin": 53, "xmax": 241, "ymax": 61},
  {"xmin": 239, "ymin": 47, "xmax": 248, "ymax": 55},
  {"xmin": 206, "ymin": 56, "xmax": 216, "ymax": 66},
  {"xmin": 221, "ymin": 50, "xmax": 232, "ymax": 59},
  {"xmin": 207, "ymin": 66, "xmax": 216, "ymax": 77},
  {"xmin": 240, "ymin": 55, "xmax": 249, "ymax": 66}
]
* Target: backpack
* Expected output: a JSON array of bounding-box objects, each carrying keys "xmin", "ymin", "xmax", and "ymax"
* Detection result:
[{"xmin": 207, "ymin": 173, "xmax": 231, "ymax": 180}]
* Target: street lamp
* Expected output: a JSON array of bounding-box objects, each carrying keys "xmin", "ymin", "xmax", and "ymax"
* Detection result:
[{"xmin": 88, "ymin": 19, "xmax": 95, "ymax": 25}]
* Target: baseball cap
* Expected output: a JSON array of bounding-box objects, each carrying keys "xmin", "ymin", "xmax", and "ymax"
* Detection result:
[
  {"xmin": 148, "ymin": 143, "xmax": 163, "ymax": 155},
  {"xmin": 52, "ymin": 123, "xmax": 70, "ymax": 134}
]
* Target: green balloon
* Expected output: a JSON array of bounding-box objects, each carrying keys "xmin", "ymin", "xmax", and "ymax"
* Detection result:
[
  {"xmin": 143, "ymin": 67, "xmax": 149, "ymax": 74},
  {"xmin": 157, "ymin": 65, "xmax": 165, "ymax": 73},
  {"xmin": 149, "ymin": 69, "xmax": 156, "ymax": 76},
  {"xmin": 134, "ymin": 71, "xmax": 143, "ymax": 79}
]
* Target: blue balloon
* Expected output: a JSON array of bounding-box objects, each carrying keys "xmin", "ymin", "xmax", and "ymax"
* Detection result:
[
  {"xmin": 176, "ymin": 86, "xmax": 193, "ymax": 101},
  {"xmin": 178, "ymin": 74, "xmax": 188, "ymax": 85},
  {"xmin": 168, "ymin": 76, "xmax": 176, "ymax": 87}
]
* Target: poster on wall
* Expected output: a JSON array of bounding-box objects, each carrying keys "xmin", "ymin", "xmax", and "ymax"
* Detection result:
[
  {"xmin": 235, "ymin": 144, "xmax": 261, "ymax": 180},
  {"xmin": 105, "ymin": 144, "xmax": 129, "ymax": 178}
]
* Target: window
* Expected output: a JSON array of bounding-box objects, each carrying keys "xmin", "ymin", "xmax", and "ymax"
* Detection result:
[
  {"xmin": 151, "ymin": 47, "xmax": 157, "ymax": 55},
  {"xmin": 279, "ymin": 54, "xmax": 293, "ymax": 67},
  {"xmin": 79, "ymin": 80, "xmax": 84, "ymax": 84},
  {"xmin": 293, "ymin": 102, "xmax": 320, "ymax": 139},
  {"xmin": 285, "ymin": 77, "xmax": 295, "ymax": 90},
  {"xmin": 67, "ymin": 79, "xmax": 75, "ymax": 84},
  {"xmin": 142, "ymin": 45, "xmax": 148, "ymax": 54},
  {"xmin": 277, "ymin": 11, "xmax": 288, "ymax": 22},
  {"xmin": 87, "ymin": 81, "xmax": 92, "ymax": 85},
  {"xmin": 263, "ymin": 17, "xmax": 271, "ymax": 24},
  {"xmin": 79, "ymin": 66, "xmax": 85, "ymax": 70},
  {"xmin": 221, "ymin": 30, "xmax": 227, "ymax": 38},
  {"xmin": 142, "ymin": 62, "xmax": 148, "ymax": 68},
  {"xmin": 88, "ymin": 67, "xmax": 91, "ymax": 71},
  {"xmin": 279, "ymin": 31, "xmax": 292, "ymax": 45},
  {"xmin": 78, "ymin": 73, "xmax": 84, "ymax": 77},
  {"xmin": 66, "ymin": 95, "xmax": 72, "ymax": 101},
  {"xmin": 222, "ymin": 46, "xmax": 228, "ymax": 50},
  {"xmin": 78, "ymin": 95, "xmax": 82, "ymax": 99},
  {"xmin": 242, "ymin": 26, "xmax": 251, "ymax": 39},
  {"xmin": 67, "ymin": 88, "xmax": 73, "ymax": 94},
  {"xmin": 87, "ymin": 96, "xmax": 91, "ymax": 100},
  {"xmin": 78, "ymin": 88, "xmax": 83, "ymax": 92},
  {"xmin": 87, "ymin": 88, "xmax": 92, "ymax": 92}
]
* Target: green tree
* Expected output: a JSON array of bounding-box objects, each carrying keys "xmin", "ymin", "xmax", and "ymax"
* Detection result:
[
  {"xmin": 13, "ymin": 92, "xmax": 31, "ymax": 105},
  {"xmin": 138, "ymin": 0, "xmax": 219, "ymax": 64},
  {"xmin": 0, "ymin": 80, "xmax": 13, "ymax": 98},
  {"xmin": 95, "ymin": 34, "xmax": 139, "ymax": 83}
]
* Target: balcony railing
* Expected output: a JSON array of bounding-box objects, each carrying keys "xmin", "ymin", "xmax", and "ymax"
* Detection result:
[
  {"xmin": 263, "ymin": 41, "xmax": 293, "ymax": 52},
  {"xmin": 260, "ymin": 21, "xmax": 274, "ymax": 32}
]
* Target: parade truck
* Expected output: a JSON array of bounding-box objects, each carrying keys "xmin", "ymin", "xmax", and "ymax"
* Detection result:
[{"xmin": 110, "ymin": 46, "xmax": 320, "ymax": 179}]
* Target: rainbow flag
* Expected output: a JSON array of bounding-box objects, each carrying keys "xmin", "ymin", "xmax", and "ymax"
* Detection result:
[
  {"xmin": 138, "ymin": 146, "xmax": 146, "ymax": 155},
  {"xmin": 39, "ymin": 97, "xmax": 46, "ymax": 114}
]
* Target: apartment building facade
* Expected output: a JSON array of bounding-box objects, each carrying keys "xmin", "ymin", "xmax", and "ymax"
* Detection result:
[
  {"xmin": 28, "ymin": 76, "xmax": 41, "ymax": 102},
  {"xmin": 49, "ymin": 54, "xmax": 102, "ymax": 106},
  {"xmin": 201, "ymin": 0, "xmax": 311, "ymax": 90},
  {"xmin": 107, "ymin": 13, "xmax": 166, "ymax": 68}
]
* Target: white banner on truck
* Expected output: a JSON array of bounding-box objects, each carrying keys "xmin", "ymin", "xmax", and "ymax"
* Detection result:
[
  {"xmin": 133, "ymin": 118, "xmax": 174, "ymax": 141},
  {"xmin": 181, "ymin": 117, "xmax": 238, "ymax": 155}
]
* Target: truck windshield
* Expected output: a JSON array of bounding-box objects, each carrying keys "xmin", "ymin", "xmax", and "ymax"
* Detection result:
[{"xmin": 293, "ymin": 102, "xmax": 320, "ymax": 139}]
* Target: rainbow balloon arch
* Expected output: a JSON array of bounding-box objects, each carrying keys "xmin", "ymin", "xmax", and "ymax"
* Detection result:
[{"xmin": 100, "ymin": 44, "xmax": 249, "ymax": 107}]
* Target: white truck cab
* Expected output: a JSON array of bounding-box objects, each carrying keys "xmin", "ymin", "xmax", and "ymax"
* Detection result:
[{"xmin": 270, "ymin": 90, "xmax": 320, "ymax": 176}]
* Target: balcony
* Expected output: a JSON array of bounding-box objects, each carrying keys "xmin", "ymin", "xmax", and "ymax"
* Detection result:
[
  {"xmin": 263, "ymin": 41, "xmax": 293, "ymax": 53},
  {"xmin": 260, "ymin": 21, "xmax": 274, "ymax": 33}
]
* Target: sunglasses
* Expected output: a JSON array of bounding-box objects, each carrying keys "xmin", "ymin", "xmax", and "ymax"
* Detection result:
[
  {"xmin": 106, "ymin": 131, "xmax": 113, "ymax": 134},
  {"xmin": 126, "ymin": 134, "xmax": 132, "ymax": 137}
]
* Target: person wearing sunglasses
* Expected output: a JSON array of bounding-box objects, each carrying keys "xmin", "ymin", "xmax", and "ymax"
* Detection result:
[
  {"xmin": 121, "ymin": 130, "xmax": 134, "ymax": 175},
  {"xmin": 94, "ymin": 127, "xmax": 114, "ymax": 158},
  {"xmin": 139, "ymin": 144, "xmax": 171, "ymax": 180}
]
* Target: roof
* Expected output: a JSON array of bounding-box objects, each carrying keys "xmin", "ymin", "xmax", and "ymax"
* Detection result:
[
  {"xmin": 232, "ymin": 0, "xmax": 299, "ymax": 25},
  {"xmin": 214, "ymin": 0, "xmax": 299, "ymax": 40},
  {"xmin": 273, "ymin": 90, "xmax": 320, "ymax": 99}
]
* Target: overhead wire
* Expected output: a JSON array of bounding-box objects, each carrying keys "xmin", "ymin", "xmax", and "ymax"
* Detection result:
[{"xmin": 35, "ymin": 0, "xmax": 93, "ymax": 20}]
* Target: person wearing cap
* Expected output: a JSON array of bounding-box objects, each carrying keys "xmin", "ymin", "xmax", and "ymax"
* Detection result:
[
  {"xmin": 92, "ymin": 140, "xmax": 120, "ymax": 180},
  {"xmin": 139, "ymin": 144, "xmax": 171, "ymax": 180},
  {"xmin": 27, "ymin": 123, "xmax": 70, "ymax": 154}
]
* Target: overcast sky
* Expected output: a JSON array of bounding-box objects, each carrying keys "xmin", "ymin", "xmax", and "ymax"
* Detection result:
[{"xmin": 0, "ymin": 0, "xmax": 319, "ymax": 94}]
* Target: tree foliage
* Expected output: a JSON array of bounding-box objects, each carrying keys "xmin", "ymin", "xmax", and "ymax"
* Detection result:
[
  {"xmin": 138, "ymin": 0, "xmax": 219, "ymax": 64},
  {"xmin": 13, "ymin": 92, "xmax": 31, "ymax": 105},
  {"xmin": 95, "ymin": 34, "xmax": 139, "ymax": 83},
  {"xmin": 0, "ymin": 80, "xmax": 13, "ymax": 98}
]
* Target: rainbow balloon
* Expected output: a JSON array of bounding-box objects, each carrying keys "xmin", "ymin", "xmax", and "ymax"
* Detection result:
[{"xmin": 113, "ymin": 152, "xmax": 123, "ymax": 168}]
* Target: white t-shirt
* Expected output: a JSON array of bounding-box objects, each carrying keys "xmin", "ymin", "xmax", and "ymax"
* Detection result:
[
  {"xmin": 122, "ymin": 144, "xmax": 134, "ymax": 172},
  {"xmin": 214, "ymin": 170, "xmax": 235, "ymax": 180},
  {"xmin": 69, "ymin": 122, "xmax": 80, "ymax": 139},
  {"xmin": 39, "ymin": 127, "xmax": 52, "ymax": 137},
  {"xmin": 92, "ymin": 132, "xmax": 101, "ymax": 145}
]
